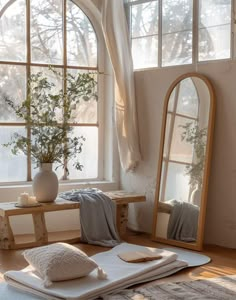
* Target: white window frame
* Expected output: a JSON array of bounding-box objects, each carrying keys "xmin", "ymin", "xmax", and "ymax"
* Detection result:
[{"xmin": 125, "ymin": 0, "xmax": 234, "ymax": 70}]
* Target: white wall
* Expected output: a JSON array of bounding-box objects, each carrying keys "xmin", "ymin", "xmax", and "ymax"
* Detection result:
[{"xmin": 121, "ymin": 60, "xmax": 236, "ymax": 249}]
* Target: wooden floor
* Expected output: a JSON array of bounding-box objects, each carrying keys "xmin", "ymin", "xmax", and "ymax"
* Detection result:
[{"xmin": 0, "ymin": 230, "xmax": 236, "ymax": 287}]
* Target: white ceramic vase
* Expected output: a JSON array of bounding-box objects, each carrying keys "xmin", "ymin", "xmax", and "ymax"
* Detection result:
[
  {"xmin": 33, "ymin": 163, "xmax": 58, "ymax": 203},
  {"xmin": 190, "ymin": 185, "xmax": 201, "ymax": 207}
]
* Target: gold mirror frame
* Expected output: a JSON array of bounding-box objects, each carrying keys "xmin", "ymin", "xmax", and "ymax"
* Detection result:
[{"xmin": 152, "ymin": 73, "xmax": 215, "ymax": 251}]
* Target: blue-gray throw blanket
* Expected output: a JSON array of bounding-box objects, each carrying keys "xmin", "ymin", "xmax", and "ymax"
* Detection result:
[
  {"xmin": 59, "ymin": 188, "xmax": 121, "ymax": 247},
  {"xmin": 167, "ymin": 200, "xmax": 199, "ymax": 242}
]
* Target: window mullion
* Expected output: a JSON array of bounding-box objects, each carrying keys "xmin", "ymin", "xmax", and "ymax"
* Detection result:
[
  {"xmin": 126, "ymin": 0, "xmax": 157, "ymax": 5},
  {"xmin": 26, "ymin": 0, "xmax": 32, "ymax": 181},
  {"xmin": 63, "ymin": 0, "xmax": 67, "ymax": 68},
  {"xmin": 231, "ymin": 0, "xmax": 234, "ymax": 59},
  {"xmin": 62, "ymin": 0, "xmax": 68, "ymax": 180},
  {"xmin": 193, "ymin": 0, "xmax": 199, "ymax": 65},
  {"xmin": 158, "ymin": 0, "xmax": 162, "ymax": 67},
  {"xmin": 0, "ymin": 61, "xmax": 97, "ymax": 71}
]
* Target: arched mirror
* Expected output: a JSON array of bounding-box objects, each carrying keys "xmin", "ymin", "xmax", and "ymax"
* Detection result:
[{"xmin": 152, "ymin": 73, "xmax": 215, "ymax": 251}]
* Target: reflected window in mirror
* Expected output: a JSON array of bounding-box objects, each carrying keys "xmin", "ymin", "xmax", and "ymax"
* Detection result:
[{"xmin": 162, "ymin": 77, "xmax": 209, "ymax": 206}]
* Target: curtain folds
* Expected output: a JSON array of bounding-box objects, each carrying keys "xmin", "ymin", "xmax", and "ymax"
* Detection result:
[{"xmin": 101, "ymin": 0, "xmax": 141, "ymax": 172}]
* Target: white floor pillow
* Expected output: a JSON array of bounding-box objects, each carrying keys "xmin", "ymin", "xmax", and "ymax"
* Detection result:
[{"xmin": 23, "ymin": 242, "xmax": 107, "ymax": 287}]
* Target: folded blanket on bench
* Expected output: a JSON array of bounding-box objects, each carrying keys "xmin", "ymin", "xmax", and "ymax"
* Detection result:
[
  {"xmin": 4, "ymin": 243, "xmax": 188, "ymax": 300},
  {"xmin": 59, "ymin": 188, "xmax": 121, "ymax": 247}
]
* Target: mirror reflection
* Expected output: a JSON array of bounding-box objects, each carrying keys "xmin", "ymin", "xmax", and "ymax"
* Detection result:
[{"xmin": 153, "ymin": 74, "xmax": 215, "ymax": 250}]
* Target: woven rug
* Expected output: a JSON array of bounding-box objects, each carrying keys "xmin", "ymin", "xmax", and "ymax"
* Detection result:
[{"xmin": 104, "ymin": 275, "xmax": 236, "ymax": 300}]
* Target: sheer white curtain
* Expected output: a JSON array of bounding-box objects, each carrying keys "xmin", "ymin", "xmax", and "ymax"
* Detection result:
[{"xmin": 101, "ymin": 0, "xmax": 141, "ymax": 172}]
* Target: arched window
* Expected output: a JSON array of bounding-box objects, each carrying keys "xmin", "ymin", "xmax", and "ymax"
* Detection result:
[{"xmin": 0, "ymin": 0, "xmax": 101, "ymax": 183}]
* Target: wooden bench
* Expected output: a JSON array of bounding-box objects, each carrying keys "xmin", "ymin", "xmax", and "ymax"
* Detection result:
[{"xmin": 0, "ymin": 190, "xmax": 145, "ymax": 249}]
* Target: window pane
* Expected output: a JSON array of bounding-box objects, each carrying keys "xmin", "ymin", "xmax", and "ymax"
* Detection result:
[
  {"xmin": 176, "ymin": 78, "xmax": 199, "ymax": 118},
  {"xmin": 0, "ymin": 127, "xmax": 27, "ymax": 182},
  {"xmin": 199, "ymin": 0, "xmax": 231, "ymax": 61},
  {"xmin": 0, "ymin": 0, "xmax": 26, "ymax": 62},
  {"xmin": 199, "ymin": 0, "xmax": 231, "ymax": 27},
  {"xmin": 164, "ymin": 162, "xmax": 190, "ymax": 202},
  {"xmin": 162, "ymin": 31, "xmax": 192, "ymax": 66},
  {"xmin": 67, "ymin": 1, "xmax": 97, "ymax": 67},
  {"xmin": 32, "ymin": 127, "xmax": 99, "ymax": 180},
  {"xmin": 199, "ymin": 25, "xmax": 231, "ymax": 61},
  {"xmin": 162, "ymin": 0, "xmax": 192, "ymax": 66},
  {"xmin": 30, "ymin": 66, "xmax": 63, "ymax": 91},
  {"xmin": 31, "ymin": 0, "xmax": 63, "ymax": 64},
  {"xmin": 0, "ymin": 65, "xmax": 26, "ymax": 122},
  {"xmin": 131, "ymin": 1, "xmax": 158, "ymax": 38},
  {"xmin": 67, "ymin": 127, "xmax": 98, "ymax": 179},
  {"xmin": 31, "ymin": 67, "xmax": 63, "ymax": 122},
  {"xmin": 67, "ymin": 69, "xmax": 98, "ymax": 124},
  {"xmin": 132, "ymin": 35, "xmax": 158, "ymax": 68},
  {"xmin": 162, "ymin": 0, "xmax": 192, "ymax": 34},
  {"xmin": 170, "ymin": 116, "xmax": 195, "ymax": 164}
]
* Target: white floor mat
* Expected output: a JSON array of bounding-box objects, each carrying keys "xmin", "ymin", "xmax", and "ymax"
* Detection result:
[
  {"xmin": 2, "ymin": 243, "xmax": 210, "ymax": 300},
  {"xmin": 163, "ymin": 246, "xmax": 211, "ymax": 266}
]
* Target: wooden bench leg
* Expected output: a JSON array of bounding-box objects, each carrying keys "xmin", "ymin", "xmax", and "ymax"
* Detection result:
[
  {"xmin": 0, "ymin": 216, "xmax": 15, "ymax": 249},
  {"xmin": 32, "ymin": 212, "xmax": 48, "ymax": 245},
  {"xmin": 116, "ymin": 204, "xmax": 129, "ymax": 237}
]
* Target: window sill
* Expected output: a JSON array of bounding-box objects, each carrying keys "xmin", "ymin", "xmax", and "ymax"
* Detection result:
[
  {"xmin": 0, "ymin": 180, "xmax": 120, "ymax": 203},
  {"xmin": 133, "ymin": 57, "xmax": 233, "ymax": 73}
]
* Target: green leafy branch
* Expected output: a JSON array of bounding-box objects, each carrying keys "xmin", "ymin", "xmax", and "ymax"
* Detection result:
[{"xmin": 2, "ymin": 68, "xmax": 98, "ymax": 175}]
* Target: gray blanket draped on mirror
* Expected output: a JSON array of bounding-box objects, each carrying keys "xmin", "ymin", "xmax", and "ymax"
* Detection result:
[
  {"xmin": 167, "ymin": 200, "xmax": 199, "ymax": 242},
  {"xmin": 59, "ymin": 189, "xmax": 121, "ymax": 247}
]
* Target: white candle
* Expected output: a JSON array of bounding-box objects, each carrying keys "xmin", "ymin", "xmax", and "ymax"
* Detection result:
[
  {"xmin": 28, "ymin": 196, "xmax": 37, "ymax": 204},
  {"xmin": 18, "ymin": 192, "xmax": 29, "ymax": 206},
  {"xmin": 20, "ymin": 192, "xmax": 29, "ymax": 201}
]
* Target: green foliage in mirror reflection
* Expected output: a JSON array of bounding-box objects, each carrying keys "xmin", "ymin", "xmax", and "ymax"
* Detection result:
[{"xmin": 180, "ymin": 122, "xmax": 207, "ymax": 189}]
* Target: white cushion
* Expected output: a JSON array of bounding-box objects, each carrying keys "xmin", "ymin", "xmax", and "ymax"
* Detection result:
[{"xmin": 23, "ymin": 243, "xmax": 106, "ymax": 287}]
